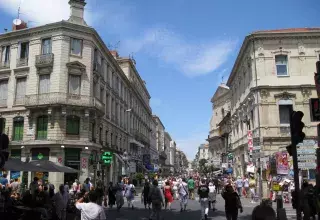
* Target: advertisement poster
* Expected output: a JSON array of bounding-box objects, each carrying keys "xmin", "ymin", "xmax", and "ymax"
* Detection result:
[
  {"xmin": 276, "ymin": 152, "xmax": 289, "ymax": 175},
  {"xmin": 10, "ymin": 171, "xmax": 21, "ymax": 180}
]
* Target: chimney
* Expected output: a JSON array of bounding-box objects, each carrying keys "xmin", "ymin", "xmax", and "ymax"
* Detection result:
[
  {"xmin": 12, "ymin": 21, "xmax": 28, "ymax": 31},
  {"xmin": 68, "ymin": 0, "xmax": 87, "ymax": 26},
  {"xmin": 110, "ymin": 50, "xmax": 119, "ymax": 59}
]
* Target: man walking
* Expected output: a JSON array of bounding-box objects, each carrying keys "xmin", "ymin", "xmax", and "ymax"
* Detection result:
[
  {"xmin": 148, "ymin": 180, "xmax": 164, "ymax": 220},
  {"xmin": 187, "ymin": 177, "xmax": 195, "ymax": 200},
  {"xmin": 198, "ymin": 179, "xmax": 210, "ymax": 220}
]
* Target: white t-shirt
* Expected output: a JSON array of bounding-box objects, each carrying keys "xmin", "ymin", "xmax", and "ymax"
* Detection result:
[{"xmin": 76, "ymin": 202, "xmax": 106, "ymax": 220}]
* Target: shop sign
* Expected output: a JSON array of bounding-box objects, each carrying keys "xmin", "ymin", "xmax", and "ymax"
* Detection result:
[
  {"xmin": 101, "ymin": 152, "xmax": 113, "ymax": 165},
  {"xmin": 81, "ymin": 158, "xmax": 87, "ymax": 169},
  {"xmin": 272, "ymin": 183, "xmax": 280, "ymax": 191},
  {"xmin": 57, "ymin": 157, "xmax": 63, "ymax": 164},
  {"xmin": 276, "ymin": 152, "xmax": 289, "ymax": 175}
]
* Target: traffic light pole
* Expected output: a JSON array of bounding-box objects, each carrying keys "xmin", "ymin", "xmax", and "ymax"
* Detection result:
[{"xmin": 291, "ymin": 142, "xmax": 302, "ymax": 220}]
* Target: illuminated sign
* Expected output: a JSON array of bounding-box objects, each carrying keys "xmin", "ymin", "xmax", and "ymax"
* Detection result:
[{"xmin": 101, "ymin": 152, "xmax": 113, "ymax": 165}]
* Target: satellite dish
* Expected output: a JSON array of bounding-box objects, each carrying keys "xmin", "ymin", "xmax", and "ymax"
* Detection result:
[{"xmin": 13, "ymin": 19, "xmax": 22, "ymax": 26}]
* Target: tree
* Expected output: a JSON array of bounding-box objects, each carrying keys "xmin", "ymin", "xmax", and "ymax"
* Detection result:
[{"xmin": 198, "ymin": 159, "xmax": 219, "ymax": 177}]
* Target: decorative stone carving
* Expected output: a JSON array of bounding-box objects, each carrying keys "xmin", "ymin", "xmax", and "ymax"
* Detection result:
[
  {"xmin": 52, "ymin": 35, "xmax": 70, "ymax": 42},
  {"xmin": 274, "ymin": 91, "xmax": 296, "ymax": 100},
  {"xmin": 271, "ymin": 48, "xmax": 291, "ymax": 55},
  {"xmin": 246, "ymin": 56, "xmax": 252, "ymax": 68},
  {"xmin": 298, "ymin": 41, "xmax": 305, "ymax": 55},
  {"xmin": 301, "ymin": 88, "xmax": 312, "ymax": 101},
  {"xmin": 260, "ymin": 89, "xmax": 269, "ymax": 102},
  {"xmin": 257, "ymin": 46, "xmax": 264, "ymax": 57},
  {"xmin": 30, "ymin": 39, "xmax": 41, "ymax": 45},
  {"xmin": 83, "ymin": 40, "xmax": 94, "ymax": 47},
  {"xmin": 11, "ymin": 43, "xmax": 19, "ymax": 49},
  {"xmin": 66, "ymin": 61, "xmax": 86, "ymax": 75}
]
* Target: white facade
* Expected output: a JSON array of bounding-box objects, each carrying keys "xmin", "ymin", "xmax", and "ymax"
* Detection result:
[
  {"xmin": 0, "ymin": 0, "xmax": 154, "ymax": 189},
  {"xmin": 198, "ymin": 144, "xmax": 210, "ymax": 160}
]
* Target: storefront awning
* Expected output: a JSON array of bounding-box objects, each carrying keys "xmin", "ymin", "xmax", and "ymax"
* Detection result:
[
  {"xmin": 114, "ymin": 153, "xmax": 125, "ymax": 164},
  {"xmin": 129, "ymin": 139, "xmax": 144, "ymax": 148}
]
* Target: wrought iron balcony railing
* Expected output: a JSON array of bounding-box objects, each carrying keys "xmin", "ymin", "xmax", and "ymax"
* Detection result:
[
  {"xmin": 0, "ymin": 61, "xmax": 10, "ymax": 70},
  {"xmin": 17, "ymin": 58, "xmax": 28, "ymax": 67},
  {"xmin": 35, "ymin": 53, "xmax": 54, "ymax": 68},
  {"xmin": 14, "ymin": 98, "xmax": 25, "ymax": 105},
  {"xmin": 93, "ymin": 62, "xmax": 102, "ymax": 76},
  {"xmin": 25, "ymin": 93, "xmax": 105, "ymax": 113}
]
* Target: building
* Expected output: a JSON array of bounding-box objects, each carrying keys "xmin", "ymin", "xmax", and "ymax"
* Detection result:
[
  {"xmin": 226, "ymin": 28, "xmax": 320, "ymax": 178},
  {"xmin": 149, "ymin": 116, "xmax": 159, "ymax": 168},
  {"xmin": 175, "ymin": 148, "xmax": 188, "ymax": 175},
  {"xmin": 0, "ymin": 0, "xmax": 154, "ymax": 188},
  {"xmin": 207, "ymin": 83, "xmax": 231, "ymax": 164},
  {"xmin": 169, "ymin": 140, "xmax": 176, "ymax": 172},
  {"xmin": 197, "ymin": 143, "xmax": 210, "ymax": 160},
  {"xmin": 153, "ymin": 115, "xmax": 167, "ymax": 169}
]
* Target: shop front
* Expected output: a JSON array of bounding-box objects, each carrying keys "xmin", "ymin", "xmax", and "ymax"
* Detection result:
[
  {"xmin": 31, "ymin": 148, "xmax": 50, "ymax": 184},
  {"xmin": 64, "ymin": 148, "xmax": 81, "ymax": 185}
]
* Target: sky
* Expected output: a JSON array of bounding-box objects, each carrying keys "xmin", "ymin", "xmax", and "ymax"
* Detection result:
[{"xmin": 0, "ymin": 0, "xmax": 319, "ymax": 160}]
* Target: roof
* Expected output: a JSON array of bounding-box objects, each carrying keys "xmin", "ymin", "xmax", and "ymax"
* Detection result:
[
  {"xmin": 227, "ymin": 27, "xmax": 320, "ymax": 86},
  {"xmin": 211, "ymin": 83, "xmax": 230, "ymax": 103},
  {"xmin": 252, "ymin": 27, "xmax": 320, "ymax": 34}
]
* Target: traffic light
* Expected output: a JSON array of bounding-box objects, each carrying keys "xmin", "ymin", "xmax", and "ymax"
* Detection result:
[
  {"xmin": 286, "ymin": 145, "xmax": 293, "ymax": 156},
  {"xmin": 290, "ymin": 111, "xmax": 305, "ymax": 146},
  {"xmin": 0, "ymin": 132, "xmax": 9, "ymax": 168}
]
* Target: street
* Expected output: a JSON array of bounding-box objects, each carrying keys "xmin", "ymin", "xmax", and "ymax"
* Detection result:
[{"xmin": 105, "ymin": 194, "xmax": 255, "ymax": 220}]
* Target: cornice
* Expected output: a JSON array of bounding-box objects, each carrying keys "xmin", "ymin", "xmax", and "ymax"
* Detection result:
[{"xmin": 250, "ymin": 84, "xmax": 315, "ymax": 91}]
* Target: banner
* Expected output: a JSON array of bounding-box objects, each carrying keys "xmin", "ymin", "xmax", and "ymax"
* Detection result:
[{"xmin": 276, "ymin": 152, "xmax": 289, "ymax": 175}]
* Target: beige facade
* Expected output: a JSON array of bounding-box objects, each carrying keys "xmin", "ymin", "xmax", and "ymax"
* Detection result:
[
  {"xmin": 0, "ymin": 0, "xmax": 154, "ymax": 188},
  {"xmin": 226, "ymin": 28, "xmax": 320, "ymax": 177},
  {"xmin": 207, "ymin": 83, "xmax": 231, "ymax": 161}
]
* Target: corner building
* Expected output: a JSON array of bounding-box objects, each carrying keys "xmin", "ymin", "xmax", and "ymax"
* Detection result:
[{"xmin": 0, "ymin": 0, "xmax": 153, "ymax": 189}]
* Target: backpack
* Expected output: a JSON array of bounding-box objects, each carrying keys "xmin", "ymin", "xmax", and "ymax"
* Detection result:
[{"xmin": 150, "ymin": 187, "xmax": 162, "ymax": 202}]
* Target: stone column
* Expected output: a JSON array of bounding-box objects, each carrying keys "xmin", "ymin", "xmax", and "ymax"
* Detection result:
[{"xmin": 48, "ymin": 147, "xmax": 64, "ymax": 191}]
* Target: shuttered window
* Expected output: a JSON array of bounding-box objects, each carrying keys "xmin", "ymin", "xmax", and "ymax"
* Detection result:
[
  {"xmin": 37, "ymin": 115, "xmax": 48, "ymax": 140},
  {"xmin": 68, "ymin": 74, "xmax": 81, "ymax": 95},
  {"xmin": 39, "ymin": 74, "xmax": 50, "ymax": 94},
  {"xmin": 15, "ymin": 77, "xmax": 26, "ymax": 104},
  {"xmin": 0, "ymin": 80, "xmax": 8, "ymax": 106},
  {"xmin": 66, "ymin": 116, "xmax": 80, "ymax": 135},
  {"xmin": 13, "ymin": 117, "xmax": 24, "ymax": 141}
]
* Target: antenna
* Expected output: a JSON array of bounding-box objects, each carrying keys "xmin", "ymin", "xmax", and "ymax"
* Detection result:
[
  {"xmin": 114, "ymin": 41, "xmax": 120, "ymax": 50},
  {"xmin": 221, "ymin": 76, "xmax": 225, "ymax": 83},
  {"xmin": 13, "ymin": 0, "xmax": 23, "ymax": 26}
]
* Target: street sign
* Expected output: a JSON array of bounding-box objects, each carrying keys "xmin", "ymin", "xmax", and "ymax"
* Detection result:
[{"xmin": 101, "ymin": 152, "xmax": 113, "ymax": 165}]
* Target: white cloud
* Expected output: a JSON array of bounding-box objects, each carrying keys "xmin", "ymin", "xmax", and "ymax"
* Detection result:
[
  {"xmin": 176, "ymin": 132, "xmax": 208, "ymax": 160},
  {"xmin": 121, "ymin": 27, "xmax": 237, "ymax": 77},
  {"xmin": 0, "ymin": 0, "xmax": 96, "ymax": 26}
]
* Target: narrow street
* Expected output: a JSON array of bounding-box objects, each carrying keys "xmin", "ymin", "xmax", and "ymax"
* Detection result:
[{"xmin": 106, "ymin": 194, "xmax": 255, "ymax": 220}]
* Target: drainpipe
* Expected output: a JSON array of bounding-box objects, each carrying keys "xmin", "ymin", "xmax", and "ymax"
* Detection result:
[{"xmin": 252, "ymin": 38, "xmax": 263, "ymax": 200}]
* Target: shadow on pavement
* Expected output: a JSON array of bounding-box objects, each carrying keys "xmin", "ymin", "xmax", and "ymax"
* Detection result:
[{"xmin": 106, "ymin": 207, "xmax": 252, "ymax": 220}]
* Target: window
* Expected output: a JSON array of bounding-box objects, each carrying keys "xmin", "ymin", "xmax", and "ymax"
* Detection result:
[
  {"xmin": 0, "ymin": 80, "xmax": 8, "ymax": 106},
  {"xmin": 221, "ymin": 108, "xmax": 225, "ymax": 117},
  {"xmin": 99, "ymin": 127, "xmax": 102, "ymax": 144},
  {"xmin": 66, "ymin": 116, "xmax": 80, "ymax": 135},
  {"xmin": 251, "ymin": 110, "xmax": 255, "ymax": 128},
  {"xmin": 279, "ymin": 104, "xmax": 293, "ymax": 124},
  {"xmin": 105, "ymin": 130, "xmax": 108, "ymax": 145},
  {"xmin": 100, "ymin": 88, "xmax": 104, "ymax": 101},
  {"xmin": 70, "ymin": 38, "xmax": 82, "ymax": 56},
  {"xmin": 39, "ymin": 74, "xmax": 50, "ymax": 94},
  {"xmin": 15, "ymin": 77, "xmax": 26, "ymax": 104},
  {"xmin": 91, "ymin": 122, "xmax": 96, "ymax": 142},
  {"xmin": 275, "ymin": 55, "xmax": 288, "ymax": 76},
  {"xmin": 13, "ymin": 117, "xmax": 24, "ymax": 141},
  {"xmin": 68, "ymin": 74, "xmax": 81, "ymax": 95},
  {"xmin": 1, "ymin": 45, "xmax": 10, "ymax": 64},
  {"xmin": 0, "ymin": 118, "xmax": 5, "ymax": 133},
  {"xmin": 19, "ymin": 42, "xmax": 29, "ymax": 59},
  {"xmin": 41, "ymin": 38, "xmax": 52, "ymax": 54},
  {"xmin": 37, "ymin": 115, "xmax": 48, "ymax": 140}
]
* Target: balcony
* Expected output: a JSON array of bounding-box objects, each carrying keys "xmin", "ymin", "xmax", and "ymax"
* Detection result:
[
  {"xmin": 16, "ymin": 58, "xmax": 28, "ymax": 67},
  {"xmin": 159, "ymin": 151, "xmax": 167, "ymax": 160},
  {"xmin": 35, "ymin": 53, "xmax": 54, "ymax": 68},
  {"xmin": 25, "ymin": 93, "xmax": 105, "ymax": 113},
  {"xmin": 14, "ymin": 98, "xmax": 25, "ymax": 105},
  {"xmin": 0, "ymin": 61, "xmax": 10, "ymax": 70}
]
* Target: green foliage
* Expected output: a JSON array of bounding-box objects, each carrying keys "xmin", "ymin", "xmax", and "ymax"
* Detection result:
[
  {"xmin": 148, "ymin": 173, "xmax": 156, "ymax": 179},
  {"xmin": 135, "ymin": 172, "xmax": 144, "ymax": 181},
  {"xmin": 198, "ymin": 159, "xmax": 219, "ymax": 177}
]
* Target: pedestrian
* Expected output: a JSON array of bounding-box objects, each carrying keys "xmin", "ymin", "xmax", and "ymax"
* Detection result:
[
  {"xmin": 115, "ymin": 182, "xmax": 124, "ymax": 212},
  {"xmin": 148, "ymin": 179, "xmax": 165, "ymax": 220},
  {"xmin": 243, "ymin": 176, "xmax": 249, "ymax": 198},
  {"xmin": 198, "ymin": 178, "xmax": 210, "ymax": 220},
  {"xmin": 178, "ymin": 178, "xmax": 188, "ymax": 212},
  {"xmin": 72, "ymin": 179, "xmax": 79, "ymax": 195},
  {"xmin": 163, "ymin": 181, "xmax": 173, "ymax": 210},
  {"xmin": 222, "ymin": 185, "xmax": 243, "ymax": 220},
  {"xmin": 107, "ymin": 182, "xmax": 116, "ymax": 208},
  {"xmin": 125, "ymin": 180, "xmax": 135, "ymax": 209},
  {"xmin": 52, "ymin": 184, "xmax": 69, "ymax": 220},
  {"xmin": 75, "ymin": 191, "xmax": 106, "ymax": 220},
  {"xmin": 187, "ymin": 177, "xmax": 195, "ymax": 200},
  {"xmin": 208, "ymin": 181, "xmax": 216, "ymax": 211},
  {"xmin": 252, "ymin": 204, "xmax": 276, "ymax": 220},
  {"xmin": 142, "ymin": 181, "xmax": 151, "ymax": 209},
  {"xmin": 235, "ymin": 176, "xmax": 243, "ymax": 197}
]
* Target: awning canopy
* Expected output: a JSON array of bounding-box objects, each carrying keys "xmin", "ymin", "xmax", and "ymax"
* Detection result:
[
  {"xmin": 29, "ymin": 160, "xmax": 79, "ymax": 173},
  {"xmin": 3, "ymin": 159, "xmax": 41, "ymax": 172},
  {"xmin": 129, "ymin": 139, "xmax": 144, "ymax": 148}
]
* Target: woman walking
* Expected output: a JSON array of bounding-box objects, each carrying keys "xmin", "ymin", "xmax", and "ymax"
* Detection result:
[
  {"xmin": 164, "ymin": 181, "xmax": 173, "ymax": 210},
  {"xmin": 222, "ymin": 185, "xmax": 243, "ymax": 220},
  {"xmin": 208, "ymin": 181, "xmax": 216, "ymax": 211},
  {"xmin": 178, "ymin": 178, "xmax": 188, "ymax": 212},
  {"xmin": 125, "ymin": 180, "xmax": 135, "ymax": 209}
]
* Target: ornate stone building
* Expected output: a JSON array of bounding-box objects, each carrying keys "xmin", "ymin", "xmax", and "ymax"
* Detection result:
[
  {"xmin": 0, "ymin": 0, "xmax": 154, "ymax": 188},
  {"xmin": 226, "ymin": 28, "xmax": 320, "ymax": 177}
]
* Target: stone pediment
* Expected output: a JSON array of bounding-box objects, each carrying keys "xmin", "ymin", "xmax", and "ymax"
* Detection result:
[
  {"xmin": 211, "ymin": 84, "xmax": 230, "ymax": 102},
  {"xmin": 274, "ymin": 91, "xmax": 296, "ymax": 100},
  {"xmin": 66, "ymin": 61, "xmax": 86, "ymax": 75}
]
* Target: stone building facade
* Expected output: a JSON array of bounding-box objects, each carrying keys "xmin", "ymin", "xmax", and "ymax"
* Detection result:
[
  {"xmin": 0, "ymin": 0, "xmax": 155, "ymax": 188},
  {"xmin": 226, "ymin": 28, "xmax": 320, "ymax": 177}
]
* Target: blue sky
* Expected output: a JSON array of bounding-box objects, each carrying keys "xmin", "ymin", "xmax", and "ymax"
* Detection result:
[{"xmin": 0, "ymin": 0, "xmax": 319, "ymax": 159}]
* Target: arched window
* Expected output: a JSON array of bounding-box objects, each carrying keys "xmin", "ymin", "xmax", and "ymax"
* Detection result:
[
  {"xmin": 66, "ymin": 115, "xmax": 80, "ymax": 135},
  {"xmin": 13, "ymin": 116, "xmax": 24, "ymax": 141},
  {"xmin": 37, "ymin": 115, "xmax": 48, "ymax": 140}
]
